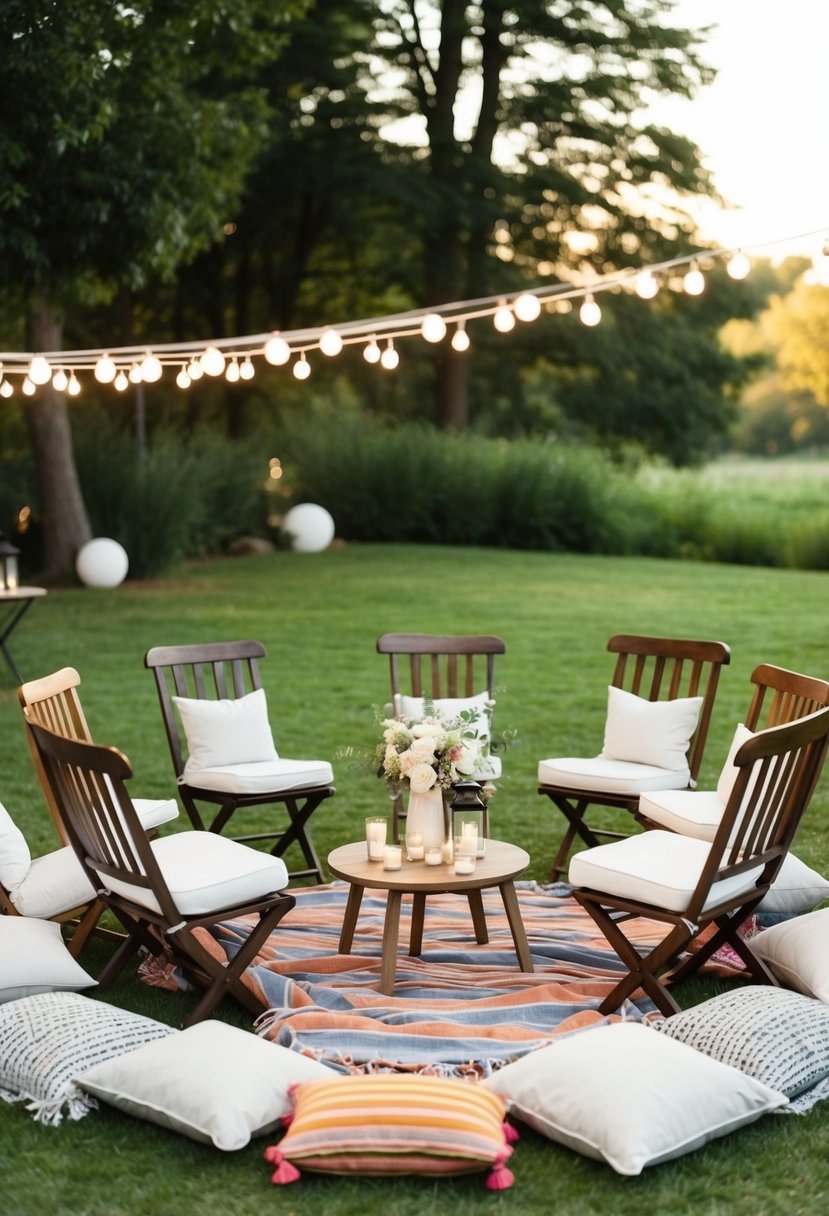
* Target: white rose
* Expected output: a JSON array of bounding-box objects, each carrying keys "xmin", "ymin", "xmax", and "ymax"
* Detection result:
[
  {"xmin": 399, "ymin": 749, "xmax": 418, "ymax": 776},
  {"xmin": 409, "ymin": 762, "xmax": 438, "ymax": 793},
  {"xmin": 455, "ymin": 742, "xmax": 481, "ymax": 775},
  {"xmin": 412, "ymin": 721, "xmax": 443, "ymax": 738},
  {"xmin": 410, "ymin": 735, "xmax": 437, "ymax": 760}
]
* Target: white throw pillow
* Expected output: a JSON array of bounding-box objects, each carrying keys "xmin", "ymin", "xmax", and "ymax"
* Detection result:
[
  {"xmin": 396, "ymin": 690, "xmax": 492, "ymax": 737},
  {"xmin": 0, "ymin": 917, "xmax": 96, "ymax": 1004},
  {"xmin": 757, "ymin": 853, "xmax": 829, "ymax": 917},
  {"xmin": 76, "ymin": 1020, "xmax": 337, "ymax": 1150},
  {"xmin": 751, "ymin": 908, "xmax": 829, "ymax": 1003},
  {"xmin": 173, "ymin": 687, "xmax": 279, "ymax": 772},
  {"xmin": 601, "ymin": 686, "xmax": 703, "ymax": 773},
  {"xmin": 716, "ymin": 723, "xmax": 754, "ymax": 803},
  {"xmin": 0, "ymin": 991, "xmax": 176, "ymax": 1124},
  {"xmin": 483, "ymin": 1022, "xmax": 786, "ymax": 1175},
  {"xmin": 0, "ymin": 800, "xmax": 31, "ymax": 891}
]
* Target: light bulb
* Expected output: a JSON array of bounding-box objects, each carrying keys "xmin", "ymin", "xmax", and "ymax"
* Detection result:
[
  {"xmin": 683, "ymin": 263, "xmax": 705, "ymax": 295},
  {"xmin": 141, "ymin": 353, "xmax": 163, "ymax": 382},
  {"xmin": 187, "ymin": 359, "xmax": 203, "ymax": 381},
  {"xmin": 514, "ymin": 292, "xmax": 541, "ymax": 322},
  {"xmin": 421, "ymin": 313, "xmax": 447, "ymax": 343},
  {"xmin": 493, "ymin": 302, "xmax": 515, "ymax": 332},
  {"xmin": 94, "ymin": 353, "xmax": 117, "ymax": 383},
  {"xmin": 200, "ymin": 345, "xmax": 225, "ymax": 376},
  {"xmin": 51, "ymin": 369, "xmax": 69, "ymax": 392},
  {"xmin": 175, "ymin": 366, "xmax": 191, "ymax": 389},
  {"xmin": 363, "ymin": 337, "xmax": 381, "ymax": 364},
  {"xmin": 240, "ymin": 357, "xmax": 254, "ymax": 380},
  {"xmin": 451, "ymin": 323, "xmax": 470, "ymax": 352},
  {"xmin": 0, "ymin": 380, "xmax": 12, "ymax": 398},
  {"xmin": 114, "ymin": 371, "xmax": 129, "ymax": 392},
  {"xmin": 318, "ymin": 328, "xmax": 343, "ymax": 357},
  {"xmin": 264, "ymin": 334, "xmax": 291, "ymax": 365},
  {"xmin": 226, "ymin": 358, "xmax": 240, "ymax": 383},
  {"xmin": 28, "ymin": 355, "xmax": 52, "ymax": 385},
  {"xmin": 67, "ymin": 373, "xmax": 81, "ymax": 396},
  {"xmin": 22, "ymin": 377, "xmax": 35, "ymax": 396},
  {"xmin": 579, "ymin": 294, "xmax": 602, "ymax": 326},
  {"xmin": 293, "ymin": 355, "xmax": 311, "ymax": 380},
  {"xmin": 726, "ymin": 250, "xmax": 751, "ymax": 280},
  {"xmin": 128, "ymin": 363, "xmax": 143, "ymax": 384},
  {"xmin": 635, "ymin": 270, "xmax": 659, "ymax": 299},
  {"xmin": 380, "ymin": 340, "xmax": 399, "ymax": 370}
]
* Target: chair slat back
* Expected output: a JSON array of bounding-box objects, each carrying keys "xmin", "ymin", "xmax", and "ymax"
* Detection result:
[
  {"xmin": 18, "ymin": 667, "xmax": 94, "ymax": 844},
  {"xmin": 144, "ymin": 641, "xmax": 266, "ymax": 779},
  {"xmin": 25, "ymin": 717, "xmax": 180, "ymax": 924},
  {"xmin": 377, "ymin": 633, "xmax": 505, "ymax": 702},
  {"xmin": 744, "ymin": 664, "xmax": 829, "ymax": 731},
  {"xmin": 691, "ymin": 706, "xmax": 829, "ymax": 919},
  {"xmin": 607, "ymin": 635, "xmax": 731, "ymax": 781}
]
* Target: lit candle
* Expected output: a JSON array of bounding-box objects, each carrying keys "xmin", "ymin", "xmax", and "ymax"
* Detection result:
[
  {"xmin": 424, "ymin": 846, "xmax": 442, "ymax": 866},
  {"xmin": 441, "ymin": 838, "xmax": 454, "ymax": 864},
  {"xmin": 383, "ymin": 844, "xmax": 402, "ymax": 871},
  {"xmin": 453, "ymin": 855, "xmax": 476, "ymax": 876},
  {"xmin": 406, "ymin": 830, "xmax": 424, "ymax": 861},
  {"xmin": 365, "ymin": 817, "xmax": 387, "ymax": 860}
]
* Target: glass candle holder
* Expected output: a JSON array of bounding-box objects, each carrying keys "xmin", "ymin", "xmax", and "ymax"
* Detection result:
[
  {"xmin": 405, "ymin": 830, "xmax": 424, "ymax": 861},
  {"xmin": 365, "ymin": 817, "xmax": 387, "ymax": 861},
  {"xmin": 424, "ymin": 846, "xmax": 443, "ymax": 866},
  {"xmin": 383, "ymin": 844, "xmax": 403, "ymax": 871},
  {"xmin": 453, "ymin": 853, "xmax": 476, "ymax": 876},
  {"xmin": 441, "ymin": 838, "xmax": 454, "ymax": 864}
]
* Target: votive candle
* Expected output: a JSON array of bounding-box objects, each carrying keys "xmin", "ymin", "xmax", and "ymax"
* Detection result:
[
  {"xmin": 365, "ymin": 817, "xmax": 387, "ymax": 860},
  {"xmin": 383, "ymin": 844, "xmax": 403, "ymax": 871}
]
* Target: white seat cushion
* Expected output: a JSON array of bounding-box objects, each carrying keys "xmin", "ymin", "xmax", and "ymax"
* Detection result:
[
  {"xmin": 103, "ymin": 831, "xmax": 289, "ymax": 916},
  {"xmin": 133, "ymin": 797, "xmax": 179, "ymax": 831},
  {"xmin": 638, "ymin": 789, "xmax": 725, "ymax": 839},
  {"xmin": 539, "ymin": 755, "xmax": 690, "ymax": 796},
  {"xmin": 184, "ymin": 758, "xmax": 333, "ymax": 796},
  {"xmin": 9, "ymin": 847, "xmax": 96, "ymax": 918},
  {"xmin": 568, "ymin": 830, "xmax": 764, "ymax": 914}
]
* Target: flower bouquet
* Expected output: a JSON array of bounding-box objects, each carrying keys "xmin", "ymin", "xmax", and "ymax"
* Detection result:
[{"xmin": 374, "ymin": 699, "xmax": 495, "ymax": 798}]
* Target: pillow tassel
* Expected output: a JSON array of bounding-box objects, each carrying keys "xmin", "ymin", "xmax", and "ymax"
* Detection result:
[
  {"xmin": 502, "ymin": 1119, "xmax": 520, "ymax": 1143},
  {"xmin": 484, "ymin": 1148, "xmax": 514, "ymax": 1191},
  {"xmin": 263, "ymin": 1145, "xmax": 300, "ymax": 1185}
]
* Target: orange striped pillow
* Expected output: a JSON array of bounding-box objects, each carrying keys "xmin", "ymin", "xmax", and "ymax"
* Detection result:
[{"xmin": 264, "ymin": 1074, "xmax": 515, "ymax": 1190}]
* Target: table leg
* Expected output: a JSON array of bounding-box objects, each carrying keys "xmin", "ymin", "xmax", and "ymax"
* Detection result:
[
  {"xmin": 0, "ymin": 599, "xmax": 34, "ymax": 684},
  {"xmin": 466, "ymin": 888, "xmax": 489, "ymax": 944},
  {"xmin": 379, "ymin": 889, "xmax": 403, "ymax": 995},
  {"xmin": 499, "ymin": 880, "xmax": 534, "ymax": 972},
  {"xmin": 409, "ymin": 892, "xmax": 426, "ymax": 956},
  {"xmin": 338, "ymin": 883, "xmax": 364, "ymax": 954}
]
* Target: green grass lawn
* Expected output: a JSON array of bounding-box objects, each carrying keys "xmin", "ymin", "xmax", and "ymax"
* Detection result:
[{"xmin": 2, "ymin": 543, "xmax": 829, "ymax": 1215}]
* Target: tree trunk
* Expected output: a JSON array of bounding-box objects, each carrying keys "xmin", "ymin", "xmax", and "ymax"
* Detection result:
[{"xmin": 24, "ymin": 299, "xmax": 92, "ymax": 582}]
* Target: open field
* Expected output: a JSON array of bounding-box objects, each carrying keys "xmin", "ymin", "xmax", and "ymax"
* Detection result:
[{"xmin": 2, "ymin": 543, "xmax": 829, "ymax": 1216}]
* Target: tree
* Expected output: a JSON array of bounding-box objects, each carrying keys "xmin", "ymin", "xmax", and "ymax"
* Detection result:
[
  {"xmin": 367, "ymin": 0, "xmax": 718, "ymax": 427},
  {"xmin": 0, "ymin": 0, "xmax": 308, "ymax": 578}
]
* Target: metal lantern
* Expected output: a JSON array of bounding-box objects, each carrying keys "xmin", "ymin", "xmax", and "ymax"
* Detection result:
[
  {"xmin": 450, "ymin": 780, "xmax": 488, "ymax": 858},
  {"xmin": 0, "ymin": 532, "xmax": 19, "ymax": 592}
]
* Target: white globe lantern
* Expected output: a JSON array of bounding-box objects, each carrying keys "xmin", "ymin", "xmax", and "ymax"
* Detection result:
[
  {"xmin": 281, "ymin": 504, "xmax": 335, "ymax": 553},
  {"xmin": 75, "ymin": 538, "xmax": 129, "ymax": 588}
]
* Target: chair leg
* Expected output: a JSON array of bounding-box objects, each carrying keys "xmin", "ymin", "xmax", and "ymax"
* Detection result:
[
  {"xmin": 665, "ymin": 904, "xmax": 776, "ymax": 988},
  {"xmin": 169, "ymin": 893, "xmax": 296, "ymax": 1027},
  {"xmin": 96, "ymin": 910, "xmax": 166, "ymax": 989},
  {"xmin": 544, "ymin": 795, "xmax": 601, "ymax": 881},
  {"xmin": 269, "ymin": 794, "xmax": 326, "ymax": 884},
  {"xmin": 64, "ymin": 898, "xmax": 107, "ymax": 957}
]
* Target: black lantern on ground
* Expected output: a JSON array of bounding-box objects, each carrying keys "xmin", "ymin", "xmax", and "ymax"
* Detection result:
[
  {"xmin": 0, "ymin": 532, "xmax": 19, "ymax": 592},
  {"xmin": 450, "ymin": 780, "xmax": 488, "ymax": 858}
]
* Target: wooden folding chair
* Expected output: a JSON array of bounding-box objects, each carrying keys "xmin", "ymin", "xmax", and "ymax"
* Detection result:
[
  {"xmin": 26, "ymin": 718, "xmax": 296, "ymax": 1027},
  {"xmin": 377, "ymin": 632, "xmax": 506, "ymax": 842},
  {"xmin": 570, "ymin": 706, "xmax": 829, "ymax": 1015},
  {"xmin": 538, "ymin": 634, "xmax": 731, "ymax": 880},
  {"xmin": 145, "ymin": 641, "xmax": 335, "ymax": 884}
]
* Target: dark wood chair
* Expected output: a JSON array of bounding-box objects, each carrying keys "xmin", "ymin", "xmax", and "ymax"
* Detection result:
[
  {"xmin": 538, "ymin": 634, "xmax": 732, "ymax": 880},
  {"xmin": 639, "ymin": 664, "xmax": 829, "ymax": 839},
  {"xmin": 144, "ymin": 641, "xmax": 335, "ymax": 884},
  {"xmin": 26, "ymin": 717, "xmax": 296, "ymax": 1027},
  {"xmin": 377, "ymin": 632, "xmax": 506, "ymax": 842},
  {"xmin": 570, "ymin": 705, "xmax": 829, "ymax": 1015}
]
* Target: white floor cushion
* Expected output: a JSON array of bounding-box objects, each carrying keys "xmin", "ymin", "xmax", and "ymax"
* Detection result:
[
  {"xmin": 751, "ymin": 908, "xmax": 829, "ymax": 1003},
  {"xmin": 103, "ymin": 831, "xmax": 289, "ymax": 915},
  {"xmin": 538, "ymin": 755, "xmax": 690, "ymax": 796},
  {"xmin": 185, "ymin": 757, "xmax": 333, "ymax": 796},
  {"xmin": 568, "ymin": 830, "xmax": 763, "ymax": 913},
  {"xmin": 0, "ymin": 918, "xmax": 96, "ymax": 1004}
]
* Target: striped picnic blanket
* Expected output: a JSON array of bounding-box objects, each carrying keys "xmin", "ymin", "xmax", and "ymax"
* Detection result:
[{"xmin": 189, "ymin": 881, "xmax": 739, "ymax": 1078}]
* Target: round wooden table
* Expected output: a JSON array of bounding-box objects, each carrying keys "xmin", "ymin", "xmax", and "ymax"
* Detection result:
[{"xmin": 327, "ymin": 838, "xmax": 534, "ymax": 995}]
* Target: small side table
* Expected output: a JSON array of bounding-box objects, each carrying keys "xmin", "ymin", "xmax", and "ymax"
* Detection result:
[{"xmin": 0, "ymin": 586, "xmax": 47, "ymax": 683}]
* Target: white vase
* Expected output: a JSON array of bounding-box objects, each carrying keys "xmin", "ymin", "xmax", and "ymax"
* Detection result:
[{"xmin": 405, "ymin": 785, "xmax": 446, "ymax": 849}]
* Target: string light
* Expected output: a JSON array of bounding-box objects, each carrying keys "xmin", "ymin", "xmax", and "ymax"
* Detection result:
[
  {"xmin": 683, "ymin": 261, "xmax": 705, "ymax": 296},
  {"xmin": 579, "ymin": 294, "xmax": 602, "ymax": 326},
  {"xmin": 175, "ymin": 365, "xmax": 191, "ymax": 389},
  {"xmin": 22, "ymin": 377, "xmax": 35, "ymax": 396},
  {"xmin": 0, "ymin": 227, "xmax": 819, "ymax": 395}
]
